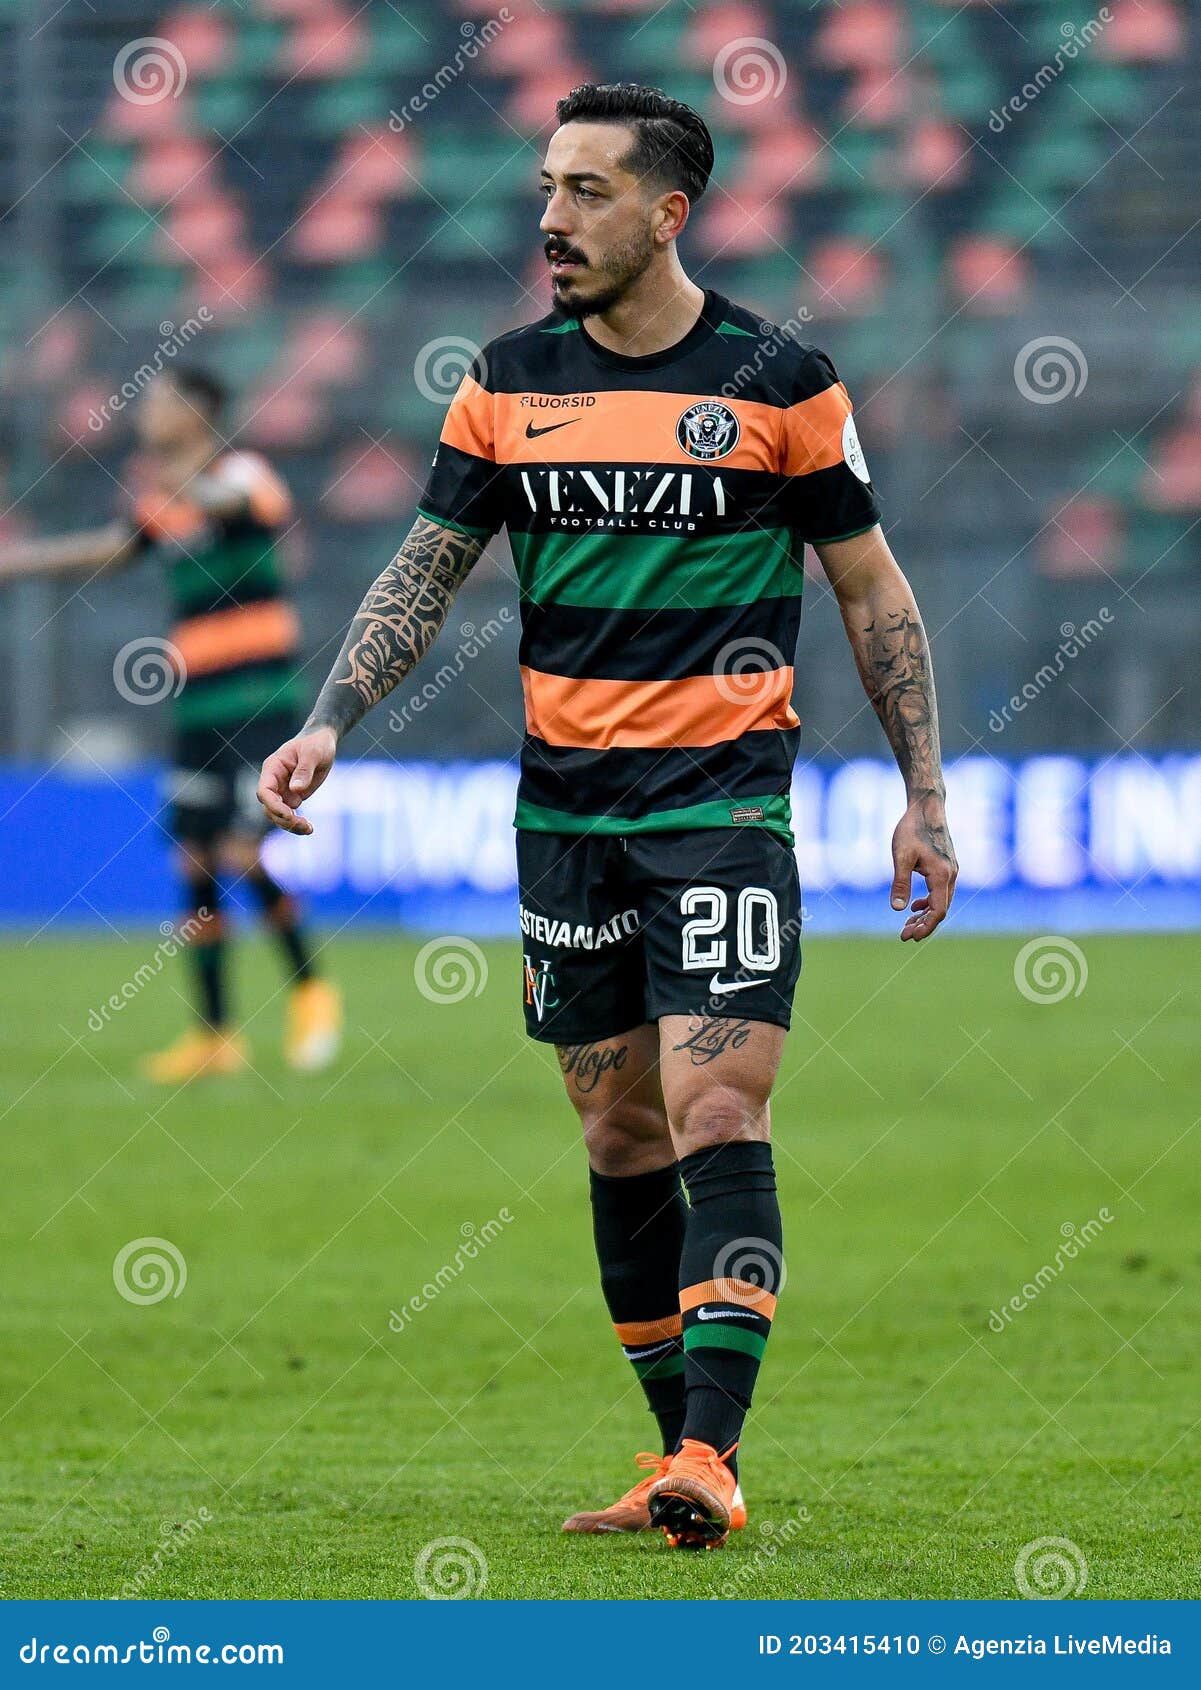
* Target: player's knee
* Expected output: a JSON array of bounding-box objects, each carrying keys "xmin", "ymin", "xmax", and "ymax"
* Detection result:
[
  {"xmin": 670, "ymin": 1088, "xmax": 769, "ymax": 1158},
  {"xmin": 579, "ymin": 1102, "xmax": 670, "ymax": 1176}
]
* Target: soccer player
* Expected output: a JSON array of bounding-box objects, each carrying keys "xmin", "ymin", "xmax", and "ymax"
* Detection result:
[
  {"xmin": 258, "ymin": 84, "xmax": 957, "ymax": 1548},
  {"xmin": 0, "ymin": 367, "xmax": 342, "ymax": 1080}
]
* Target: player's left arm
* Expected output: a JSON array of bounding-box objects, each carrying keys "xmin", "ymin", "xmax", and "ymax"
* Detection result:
[{"xmin": 815, "ymin": 524, "xmax": 958, "ymax": 941}]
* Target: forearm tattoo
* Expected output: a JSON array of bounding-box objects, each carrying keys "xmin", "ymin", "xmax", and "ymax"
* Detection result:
[
  {"xmin": 858, "ymin": 609, "xmax": 945, "ymax": 801},
  {"xmin": 305, "ymin": 518, "xmax": 485, "ymax": 739}
]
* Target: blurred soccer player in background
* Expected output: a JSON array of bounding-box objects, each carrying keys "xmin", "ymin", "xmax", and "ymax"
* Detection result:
[
  {"xmin": 258, "ymin": 84, "xmax": 957, "ymax": 1549},
  {"xmin": 0, "ymin": 367, "xmax": 342, "ymax": 1081}
]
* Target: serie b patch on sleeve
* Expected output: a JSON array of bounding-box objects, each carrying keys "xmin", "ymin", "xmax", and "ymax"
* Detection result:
[{"xmin": 842, "ymin": 413, "xmax": 871, "ymax": 483}]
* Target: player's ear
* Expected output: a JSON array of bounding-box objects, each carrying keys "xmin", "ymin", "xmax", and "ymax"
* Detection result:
[{"xmin": 654, "ymin": 189, "xmax": 690, "ymax": 245}]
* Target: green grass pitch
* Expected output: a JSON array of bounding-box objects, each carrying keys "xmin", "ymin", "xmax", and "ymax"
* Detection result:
[{"xmin": 0, "ymin": 931, "xmax": 1195, "ymax": 1600}]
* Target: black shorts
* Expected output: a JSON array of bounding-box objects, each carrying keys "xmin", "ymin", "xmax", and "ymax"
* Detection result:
[
  {"xmin": 165, "ymin": 713, "xmax": 294, "ymax": 846},
  {"xmin": 516, "ymin": 827, "xmax": 802, "ymax": 1044}
]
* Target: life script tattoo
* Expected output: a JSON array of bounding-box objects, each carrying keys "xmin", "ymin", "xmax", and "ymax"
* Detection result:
[
  {"xmin": 671, "ymin": 1019, "xmax": 752, "ymax": 1067},
  {"xmin": 306, "ymin": 517, "xmax": 485, "ymax": 739}
]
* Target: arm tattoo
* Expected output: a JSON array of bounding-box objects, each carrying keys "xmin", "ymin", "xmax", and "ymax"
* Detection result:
[
  {"xmin": 305, "ymin": 517, "xmax": 485, "ymax": 740},
  {"xmin": 858, "ymin": 609, "xmax": 945, "ymax": 801}
]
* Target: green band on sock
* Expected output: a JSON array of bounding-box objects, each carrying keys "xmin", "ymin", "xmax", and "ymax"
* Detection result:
[{"xmin": 684, "ymin": 1324, "xmax": 768, "ymax": 1361}]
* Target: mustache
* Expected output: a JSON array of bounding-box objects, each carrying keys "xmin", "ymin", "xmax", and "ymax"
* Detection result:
[{"xmin": 545, "ymin": 240, "xmax": 588, "ymax": 266}]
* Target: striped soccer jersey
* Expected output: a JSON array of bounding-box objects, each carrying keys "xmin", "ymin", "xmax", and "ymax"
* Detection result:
[
  {"xmin": 128, "ymin": 450, "xmax": 301, "ymax": 731},
  {"xmin": 418, "ymin": 290, "xmax": 881, "ymax": 841}
]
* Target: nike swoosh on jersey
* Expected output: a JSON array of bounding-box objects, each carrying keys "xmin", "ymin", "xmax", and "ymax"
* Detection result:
[
  {"xmin": 708, "ymin": 974, "xmax": 762, "ymax": 995},
  {"xmin": 696, "ymin": 1306, "xmax": 762, "ymax": 1322},
  {"xmin": 525, "ymin": 419, "xmax": 578, "ymax": 439}
]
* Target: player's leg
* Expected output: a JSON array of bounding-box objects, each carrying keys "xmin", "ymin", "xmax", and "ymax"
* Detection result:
[
  {"xmin": 516, "ymin": 829, "xmax": 688, "ymax": 1531},
  {"xmin": 634, "ymin": 827, "xmax": 801, "ymax": 1546},
  {"xmin": 221, "ymin": 718, "xmax": 342, "ymax": 1071}
]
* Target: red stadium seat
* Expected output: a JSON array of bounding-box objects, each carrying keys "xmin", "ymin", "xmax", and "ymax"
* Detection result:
[
  {"xmin": 276, "ymin": 312, "xmax": 367, "ymax": 386},
  {"xmin": 324, "ymin": 441, "xmax": 420, "ymax": 521},
  {"xmin": 290, "ymin": 195, "xmax": 383, "ymax": 262},
  {"xmin": 131, "ymin": 137, "xmax": 217, "ymax": 203},
  {"xmin": 816, "ymin": 0, "xmax": 903, "ymax": 73},
  {"xmin": 734, "ymin": 127, "xmax": 827, "ymax": 196},
  {"xmin": 1100, "ymin": 0, "xmax": 1185, "ymax": 64},
  {"xmin": 159, "ymin": 7, "xmax": 234, "ymax": 77},
  {"xmin": 241, "ymin": 380, "xmax": 327, "ymax": 449},
  {"xmin": 325, "ymin": 126, "xmax": 419, "ymax": 202},
  {"xmin": 1141, "ymin": 428, "xmax": 1201, "ymax": 511},
  {"xmin": 904, "ymin": 118, "xmax": 970, "ymax": 190},
  {"xmin": 277, "ymin": 4, "xmax": 369, "ymax": 78},
  {"xmin": 161, "ymin": 193, "xmax": 248, "ymax": 265},
  {"xmin": 808, "ymin": 238, "xmax": 887, "ymax": 315},
  {"xmin": 1040, "ymin": 496, "xmax": 1124, "ymax": 576},
  {"xmin": 696, "ymin": 188, "xmax": 790, "ymax": 258},
  {"xmin": 946, "ymin": 236, "xmax": 1030, "ymax": 313}
]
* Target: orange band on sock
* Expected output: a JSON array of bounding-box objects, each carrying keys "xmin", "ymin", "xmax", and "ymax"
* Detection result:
[
  {"xmin": 613, "ymin": 1313, "xmax": 683, "ymax": 1346},
  {"xmin": 680, "ymin": 1279, "xmax": 778, "ymax": 1321}
]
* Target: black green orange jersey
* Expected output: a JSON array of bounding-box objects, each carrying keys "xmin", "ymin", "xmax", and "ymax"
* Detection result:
[
  {"xmin": 126, "ymin": 450, "xmax": 302, "ymax": 731},
  {"xmin": 417, "ymin": 289, "xmax": 881, "ymax": 841}
]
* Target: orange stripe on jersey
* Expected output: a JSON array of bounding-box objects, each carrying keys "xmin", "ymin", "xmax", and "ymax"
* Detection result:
[
  {"xmin": 496, "ymin": 389, "xmax": 781, "ymax": 470},
  {"xmin": 441, "ymin": 374, "xmax": 496, "ymax": 460},
  {"xmin": 172, "ymin": 600, "xmax": 300, "ymax": 678},
  {"xmin": 780, "ymin": 382, "xmax": 854, "ymax": 476},
  {"xmin": 680, "ymin": 1279, "xmax": 778, "ymax": 1321},
  {"xmin": 614, "ymin": 1314, "xmax": 684, "ymax": 1346},
  {"xmin": 521, "ymin": 665, "xmax": 798, "ymax": 751}
]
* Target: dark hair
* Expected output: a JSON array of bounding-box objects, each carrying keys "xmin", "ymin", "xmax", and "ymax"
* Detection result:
[
  {"xmin": 168, "ymin": 364, "xmax": 227, "ymax": 422},
  {"xmin": 555, "ymin": 83, "xmax": 715, "ymax": 203}
]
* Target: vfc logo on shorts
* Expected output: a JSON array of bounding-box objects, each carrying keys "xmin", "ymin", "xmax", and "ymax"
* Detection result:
[{"xmin": 522, "ymin": 955, "xmax": 559, "ymax": 1021}]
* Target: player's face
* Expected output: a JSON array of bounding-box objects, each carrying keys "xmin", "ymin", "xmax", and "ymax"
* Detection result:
[
  {"xmin": 539, "ymin": 123, "xmax": 661, "ymax": 318},
  {"xmin": 137, "ymin": 377, "xmax": 200, "ymax": 450}
]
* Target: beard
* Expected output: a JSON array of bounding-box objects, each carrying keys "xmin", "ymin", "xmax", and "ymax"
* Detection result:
[{"xmin": 549, "ymin": 228, "xmax": 657, "ymax": 320}]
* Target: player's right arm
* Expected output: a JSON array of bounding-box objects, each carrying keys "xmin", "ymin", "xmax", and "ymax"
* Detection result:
[
  {"xmin": 0, "ymin": 521, "xmax": 139, "ymax": 581},
  {"xmin": 256, "ymin": 515, "xmax": 486, "ymax": 835}
]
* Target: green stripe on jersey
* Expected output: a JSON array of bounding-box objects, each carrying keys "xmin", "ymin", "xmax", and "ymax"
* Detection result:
[
  {"xmin": 515, "ymin": 792, "xmax": 793, "ymax": 843},
  {"xmin": 684, "ymin": 1323, "xmax": 768, "ymax": 1360},
  {"xmin": 170, "ymin": 537, "xmax": 284, "ymax": 618},
  {"xmin": 510, "ymin": 527, "xmax": 799, "ymax": 610},
  {"xmin": 174, "ymin": 666, "xmax": 301, "ymax": 729}
]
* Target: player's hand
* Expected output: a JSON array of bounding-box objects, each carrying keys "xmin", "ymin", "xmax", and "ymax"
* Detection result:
[
  {"xmin": 890, "ymin": 793, "xmax": 957, "ymax": 941},
  {"xmin": 257, "ymin": 727, "xmax": 337, "ymax": 835}
]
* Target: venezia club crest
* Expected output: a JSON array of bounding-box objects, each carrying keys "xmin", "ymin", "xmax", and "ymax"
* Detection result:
[{"xmin": 676, "ymin": 400, "xmax": 740, "ymax": 461}]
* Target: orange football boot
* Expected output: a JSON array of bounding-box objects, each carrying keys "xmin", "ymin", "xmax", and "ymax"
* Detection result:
[
  {"xmin": 564, "ymin": 1449, "xmax": 747, "ymax": 1537},
  {"xmin": 648, "ymin": 1438, "xmax": 741, "ymax": 1549},
  {"xmin": 562, "ymin": 1452, "xmax": 671, "ymax": 1533},
  {"xmin": 140, "ymin": 1027, "xmax": 249, "ymax": 1083},
  {"xmin": 284, "ymin": 978, "xmax": 343, "ymax": 1071}
]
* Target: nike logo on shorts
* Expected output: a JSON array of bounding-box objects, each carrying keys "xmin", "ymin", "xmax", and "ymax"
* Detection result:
[{"xmin": 708, "ymin": 975, "xmax": 761, "ymax": 995}]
